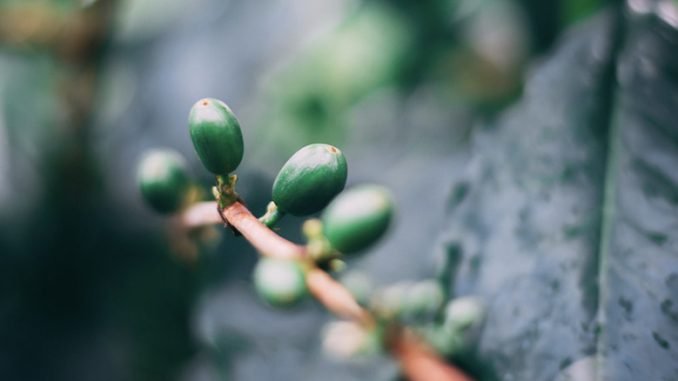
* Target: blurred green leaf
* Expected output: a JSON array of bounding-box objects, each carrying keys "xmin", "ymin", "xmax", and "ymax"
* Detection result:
[
  {"xmin": 254, "ymin": 2, "xmax": 414, "ymax": 158},
  {"xmin": 563, "ymin": 0, "xmax": 604, "ymax": 24},
  {"xmin": 442, "ymin": 7, "xmax": 678, "ymax": 381}
]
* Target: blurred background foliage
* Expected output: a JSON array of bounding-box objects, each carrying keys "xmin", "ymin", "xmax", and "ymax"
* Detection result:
[{"xmin": 0, "ymin": 0, "xmax": 613, "ymax": 380}]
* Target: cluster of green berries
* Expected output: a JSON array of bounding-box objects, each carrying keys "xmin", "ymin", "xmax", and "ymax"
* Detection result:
[
  {"xmin": 136, "ymin": 97, "xmax": 483, "ymax": 362},
  {"xmin": 327, "ymin": 273, "xmax": 485, "ymax": 359},
  {"xmin": 137, "ymin": 97, "xmax": 394, "ymax": 308},
  {"xmin": 419, "ymin": 296, "xmax": 485, "ymax": 358}
]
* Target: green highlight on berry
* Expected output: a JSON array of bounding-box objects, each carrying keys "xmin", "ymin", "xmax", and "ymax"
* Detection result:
[
  {"xmin": 137, "ymin": 148, "xmax": 190, "ymax": 214},
  {"xmin": 322, "ymin": 184, "xmax": 394, "ymax": 254},
  {"xmin": 188, "ymin": 98, "xmax": 244, "ymax": 175},
  {"xmin": 272, "ymin": 143, "xmax": 347, "ymax": 216},
  {"xmin": 253, "ymin": 257, "xmax": 308, "ymax": 308}
]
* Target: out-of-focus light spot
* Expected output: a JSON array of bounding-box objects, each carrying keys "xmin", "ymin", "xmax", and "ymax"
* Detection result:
[
  {"xmin": 628, "ymin": 0, "xmax": 653, "ymax": 14},
  {"xmin": 657, "ymin": 0, "xmax": 678, "ymax": 28},
  {"xmin": 453, "ymin": 0, "xmax": 484, "ymax": 22},
  {"xmin": 554, "ymin": 356, "xmax": 596, "ymax": 381},
  {"xmin": 80, "ymin": 0, "xmax": 99, "ymax": 8},
  {"xmin": 629, "ymin": 0, "xmax": 678, "ymax": 29},
  {"xmin": 465, "ymin": 0, "xmax": 530, "ymax": 72},
  {"xmin": 115, "ymin": 0, "xmax": 201, "ymax": 42}
]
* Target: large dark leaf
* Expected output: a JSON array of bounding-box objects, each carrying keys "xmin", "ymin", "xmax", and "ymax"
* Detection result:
[{"xmin": 442, "ymin": 5, "xmax": 678, "ymax": 381}]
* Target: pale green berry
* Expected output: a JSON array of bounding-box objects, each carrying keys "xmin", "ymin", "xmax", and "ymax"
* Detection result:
[{"xmin": 253, "ymin": 258, "xmax": 307, "ymax": 308}]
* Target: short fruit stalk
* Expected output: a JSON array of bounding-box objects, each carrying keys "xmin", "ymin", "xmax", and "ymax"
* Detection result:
[{"xmin": 258, "ymin": 201, "xmax": 285, "ymax": 228}]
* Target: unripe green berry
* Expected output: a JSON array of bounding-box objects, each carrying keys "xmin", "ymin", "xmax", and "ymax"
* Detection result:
[
  {"xmin": 418, "ymin": 325, "xmax": 465, "ymax": 357},
  {"xmin": 188, "ymin": 98, "xmax": 244, "ymax": 175},
  {"xmin": 370, "ymin": 282, "xmax": 411, "ymax": 317},
  {"xmin": 253, "ymin": 258, "xmax": 307, "ymax": 308},
  {"xmin": 137, "ymin": 149, "xmax": 190, "ymax": 214},
  {"xmin": 401, "ymin": 280, "xmax": 444, "ymax": 319},
  {"xmin": 272, "ymin": 144, "xmax": 347, "ymax": 216},
  {"xmin": 444, "ymin": 297, "xmax": 484, "ymax": 332},
  {"xmin": 427, "ymin": 297, "xmax": 484, "ymax": 357},
  {"xmin": 322, "ymin": 185, "xmax": 394, "ymax": 254},
  {"xmin": 322, "ymin": 321, "xmax": 383, "ymax": 359}
]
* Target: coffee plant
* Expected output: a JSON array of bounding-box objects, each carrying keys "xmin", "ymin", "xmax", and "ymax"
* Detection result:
[
  {"xmin": 2, "ymin": 0, "xmax": 677, "ymax": 380},
  {"xmin": 137, "ymin": 98, "xmax": 482, "ymax": 381}
]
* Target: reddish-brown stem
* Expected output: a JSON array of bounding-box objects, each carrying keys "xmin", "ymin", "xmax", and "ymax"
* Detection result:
[
  {"xmin": 182, "ymin": 201, "xmax": 472, "ymax": 381},
  {"xmin": 306, "ymin": 268, "xmax": 373, "ymax": 325},
  {"xmin": 392, "ymin": 329, "xmax": 474, "ymax": 381},
  {"xmin": 183, "ymin": 201, "xmax": 302, "ymax": 259}
]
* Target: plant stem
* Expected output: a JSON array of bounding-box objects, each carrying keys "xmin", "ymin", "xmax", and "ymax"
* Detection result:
[
  {"xmin": 306, "ymin": 268, "xmax": 372, "ymax": 324},
  {"xmin": 184, "ymin": 201, "xmax": 301, "ymax": 259},
  {"xmin": 182, "ymin": 201, "xmax": 474, "ymax": 381},
  {"xmin": 258, "ymin": 201, "xmax": 285, "ymax": 228},
  {"xmin": 391, "ymin": 328, "xmax": 474, "ymax": 381},
  {"xmin": 435, "ymin": 242, "xmax": 462, "ymax": 323}
]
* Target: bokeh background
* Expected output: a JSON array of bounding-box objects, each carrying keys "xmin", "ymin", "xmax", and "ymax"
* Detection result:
[{"xmin": 0, "ymin": 0, "xmax": 641, "ymax": 380}]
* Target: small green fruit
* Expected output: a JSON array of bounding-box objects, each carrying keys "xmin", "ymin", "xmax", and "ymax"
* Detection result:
[
  {"xmin": 137, "ymin": 149, "xmax": 190, "ymax": 214},
  {"xmin": 322, "ymin": 185, "xmax": 394, "ymax": 254},
  {"xmin": 253, "ymin": 258, "xmax": 307, "ymax": 308},
  {"xmin": 322, "ymin": 321, "xmax": 383, "ymax": 359},
  {"xmin": 188, "ymin": 98, "xmax": 244, "ymax": 175},
  {"xmin": 401, "ymin": 280, "xmax": 444, "ymax": 319},
  {"xmin": 372, "ymin": 282, "xmax": 410, "ymax": 316},
  {"xmin": 272, "ymin": 144, "xmax": 347, "ymax": 216},
  {"xmin": 434, "ymin": 297, "xmax": 485, "ymax": 356},
  {"xmin": 443, "ymin": 297, "xmax": 484, "ymax": 332},
  {"xmin": 418, "ymin": 325, "xmax": 465, "ymax": 357}
]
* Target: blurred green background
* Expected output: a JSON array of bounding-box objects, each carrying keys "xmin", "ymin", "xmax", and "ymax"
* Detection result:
[{"xmin": 0, "ymin": 0, "xmax": 610, "ymax": 380}]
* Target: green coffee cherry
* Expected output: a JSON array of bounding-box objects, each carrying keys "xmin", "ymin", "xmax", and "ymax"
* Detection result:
[
  {"xmin": 401, "ymin": 280, "xmax": 445, "ymax": 319},
  {"xmin": 418, "ymin": 325, "xmax": 465, "ymax": 358},
  {"xmin": 426, "ymin": 297, "xmax": 484, "ymax": 357},
  {"xmin": 443, "ymin": 297, "xmax": 484, "ymax": 332},
  {"xmin": 322, "ymin": 321, "xmax": 383, "ymax": 359},
  {"xmin": 137, "ymin": 149, "xmax": 190, "ymax": 214},
  {"xmin": 253, "ymin": 258, "xmax": 308, "ymax": 308},
  {"xmin": 188, "ymin": 98, "xmax": 244, "ymax": 175},
  {"xmin": 322, "ymin": 185, "xmax": 394, "ymax": 254},
  {"xmin": 272, "ymin": 144, "xmax": 347, "ymax": 216},
  {"xmin": 370, "ymin": 280, "xmax": 443, "ymax": 321},
  {"xmin": 370, "ymin": 282, "xmax": 411, "ymax": 317}
]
